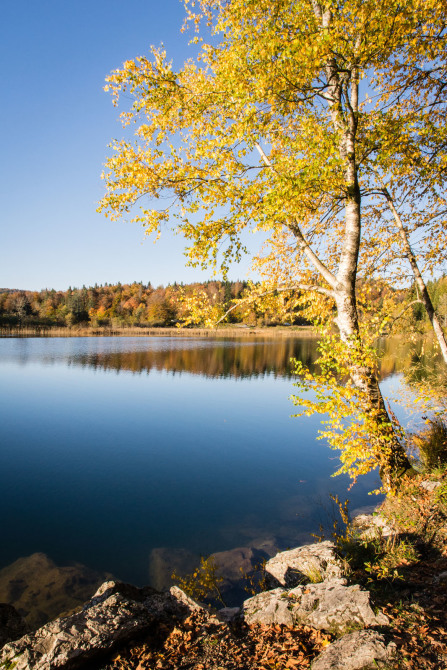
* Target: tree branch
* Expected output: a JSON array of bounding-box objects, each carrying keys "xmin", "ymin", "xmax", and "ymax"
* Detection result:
[
  {"xmin": 255, "ymin": 143, "xmax": 339, "ymax": 290},
  {"xmin": 379, "ymin": 300, "xmax": 424, "ymax": 336},
  {"xmin": 213, "ymin": 282, "xmax": 335, "ymax": 327}
]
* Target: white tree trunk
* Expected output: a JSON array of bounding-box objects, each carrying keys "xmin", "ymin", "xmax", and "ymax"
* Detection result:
[{"xmin": 380, "ymin": 182, "xmax": 447, "ymax": 363}]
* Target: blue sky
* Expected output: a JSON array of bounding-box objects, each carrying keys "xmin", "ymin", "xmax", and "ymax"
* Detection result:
[{"xmin": 0, "ymin": 0, "xmax": 254, "ymax": 291}]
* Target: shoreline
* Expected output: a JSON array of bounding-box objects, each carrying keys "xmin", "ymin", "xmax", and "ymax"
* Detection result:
[
  {"xmin": 2, "ymin": 473, "xmax": 447, "ymax": 668},
  {"xmin": 0, "ymin": 325, "xmax": 317, "ymax": 338}
]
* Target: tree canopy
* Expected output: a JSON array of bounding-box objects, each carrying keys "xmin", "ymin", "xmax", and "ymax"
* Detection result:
[{"xmin": 99, "ymin": 0, "xmax": 447, "ymax": 488}]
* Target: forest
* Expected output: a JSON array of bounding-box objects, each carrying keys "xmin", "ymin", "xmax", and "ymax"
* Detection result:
[
  {"xmin": 1, "ymin": 277, "xmax": 446, "ymax": 332},
  {"xmin": 0, "ymin": 280, "xmax": 295, "ymax": 329}
]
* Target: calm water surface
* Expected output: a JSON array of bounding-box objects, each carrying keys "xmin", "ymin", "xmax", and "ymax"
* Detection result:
[{"xmin": 0, "ymin": 336, "xmax": 383, "ymax": 587}]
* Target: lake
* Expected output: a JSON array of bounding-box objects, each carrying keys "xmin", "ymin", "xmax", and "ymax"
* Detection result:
[{"xmin": 0, "ymin": 334, "xmax": 401, "ymax": 620}]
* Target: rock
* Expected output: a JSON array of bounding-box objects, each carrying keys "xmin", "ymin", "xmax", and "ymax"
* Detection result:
[
  {"xmin": 289, "ymin": 581, "xmax": 388, "ymax": 634},
  {"xmin": 243, "ymin": 581, "xmax": 387, "ymax": 634},
  {"xmin": 0, "ymin": 603, "xmax": 28, "ymax": 648},
  {"xmin": 0, "ymin": 580, "xmax": 202, "ymax": 670},
  {"xmin": 169, "ymin": 585, "xmax": 203, "ymax": 613},
  {"xmin": 433, "ymin": 570, "xmax": 447, "ymax": 585},
  {"xmin": 149, "ymin": 545, "xmax": 269, "ymax": 607},
  {"xmin": 0, "ymin": 553, "xmax": 112, "ymax": 629},
  {"xmin": 265, "ymin": 541, "xmax": 346, "ymax": 588},
  {"xmin": 148, "ymin": 547, "xmax": 200, "ymax": 591},
  {"xmin": 243, "ymin": 588, "xmax": 294, "ymax": 626},
  {"xmin": 210, "ymin": 546, "xmax": 270, "ymax": 605},
  {"xmin": 311, "ymin": 629, "xmax": 394, "ymax": 669},
  {"xmin": 211, "ymin": 546, "xmax": 262, "ymax": 582},
  {"xmin": 420, "ymin": 480, "xmax": 442, "ymax": 493},
  {"xmin": 216, "ymin": 606, "xmax": 241, "ymax": 623},
  {"xmin": 350, "ymin": 505, "xmax": 378, "ymax": 519},
  {"xmin": 248, "ymin": 536, "xmax": 279, "ymax": 558},
  {"xmin": 351, "ymin": 511, "xmax": 394, "ymax": 539}
]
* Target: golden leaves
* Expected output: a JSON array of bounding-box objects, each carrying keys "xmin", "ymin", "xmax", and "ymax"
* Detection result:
[{"xmin": 98, "ymin": 0, "xmax": 446, "ymax": 488}]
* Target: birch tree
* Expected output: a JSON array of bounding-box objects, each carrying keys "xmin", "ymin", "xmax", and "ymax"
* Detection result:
[
  {"xmin": 99, "ymin": 0, "xmax": 446, "ymax": 487},
  {"xmin": 360, "ymin": 21, "xmax": 447, "ymax": 358}
]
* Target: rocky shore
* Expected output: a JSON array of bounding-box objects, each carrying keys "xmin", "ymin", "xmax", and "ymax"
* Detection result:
[
  {"xmin": 1, "ymin": 474, "xmax": 446, "ymax": 669},
  {"xmin": 0, "ymin": 539, "xmax": 395, "ymax": 670}
]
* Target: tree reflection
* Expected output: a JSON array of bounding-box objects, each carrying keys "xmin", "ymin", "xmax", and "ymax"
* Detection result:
[
  {"xmin": 64, "ymin": 335, "xmax": 445, "ymax": 382},
  {"xmin": 70, "ymin": 338, "xmax": 320, "ymax": 379}
]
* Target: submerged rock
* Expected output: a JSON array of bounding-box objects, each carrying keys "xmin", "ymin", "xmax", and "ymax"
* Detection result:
[
  {"xmin": 149, "ymin": 544, "xmax": 270, "ymax": 607},
  {"xmin": 210, "ymin": 545, "xmax": 270, "ymax": 605},
  {"xmin": 148, "ymin": 547, "xmax": 200, "ymax": 591},
  {"xmin": 216, "ymin": 606, "xmax": 241, "ymax": 623},
  {"xmin": 311, "ymin": 629, "xmax": 394, "ymax": 669},
  {"xmin": 0, "ymin": 553, "xmax": 112, "ymax": 629},
  {"xmin": 0, "ymin": 580, "xmax": 202, "ymax": 670},
  {"xmin": 265, "ymin": 541, "xmax": 346, "ymax": 587}
]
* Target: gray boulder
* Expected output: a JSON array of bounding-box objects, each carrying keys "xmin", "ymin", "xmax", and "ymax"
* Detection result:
[
  {"xmin": 289, "ymin": 581, "xmax": 388, "ymax": 634},
  {"xmin": 351, "ymin": 509, "xmax": 393, "ymax": 540},
  {"xmin": 311, "ymin": 629, "xmax": 394, "ymax": 669},
  {"xmin": 0, "ymin": 580, "xmax": 202, "ymax": 670},
  {"xmin": 243, "ymin": 581, "xmax": 387, "ymax": 634},
  {"xmin": 265, "ymin": 541, "xmax": 345, "ymax": 588},
  {"xmin": 243, "ymin": 588, "xmax": 294, "ymax": 626},
  {"xmin": 420, "ymin": 479, "xmax": 442, "ymax": 493}
]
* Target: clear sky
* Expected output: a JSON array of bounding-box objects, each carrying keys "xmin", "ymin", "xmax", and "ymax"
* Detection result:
[{"xmin": 1, "ymin": 0, "xmax": 254, "ymax": 291}]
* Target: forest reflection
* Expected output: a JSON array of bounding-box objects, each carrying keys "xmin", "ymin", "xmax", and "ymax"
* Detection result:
[
  {"xmin": 69, "ymin": 337, "xmax": 320, "ymax": 379},
  {"xmin": 377, "ymin": 335, "xmax": 443, "ymax": 382},
  {"xmin": 63, "ymin": 335, "xmax": 442, "ymax": 381}
]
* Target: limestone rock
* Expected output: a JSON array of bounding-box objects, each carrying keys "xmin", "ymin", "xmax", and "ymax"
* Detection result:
[
  {"xmin": 351, "ymin": 510, "xmax": 393, "ymax": 539},
  {"xmin": 0, "ymin": 552, "xmax": 112, "ymax": 629},
  {"xmin": 265, "ymin": 541, "xmax": 345, "ymax": 588},
  {"xmin": 243, "ymin": 588, "xmax": 294, "ymax": 626},
  {"xmin": 311, "ymin": 629, "xmax": 393, "ymax": 669},
  {"xmin": 420, "ymin": 479, "xmax": 442, "ymax": 493},
  {"xmin": 169, "ymin": 585, "xmax": 203, "ymax": 613},
  {"xmin": 289, "ymin": 581, "xmax": 388, "ymax": 634},
  {"xmin": 243, "ymin": 581, "xmax": 387, "ymax": 634},
  {"xmin": 0, "ymin": 603, "xmax": 28, "ymax": 648},
  {"xmin": 0, "ymin": 580, "xmax": 201, "ymax": 670}
]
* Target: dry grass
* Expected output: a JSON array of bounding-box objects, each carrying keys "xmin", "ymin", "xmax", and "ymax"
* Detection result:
[{"xmin": 0, "ymin": 325, "xmax": 315, "ymax": 339}]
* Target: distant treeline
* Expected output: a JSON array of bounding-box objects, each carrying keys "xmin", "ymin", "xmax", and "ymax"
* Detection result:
[
  {"xmin": 0, "ymin": 281, "xmax": 310, "ymax": 329},
  {"xmin": 1, "ymin": 276, "xmax": 446, "ymax": 331}
]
